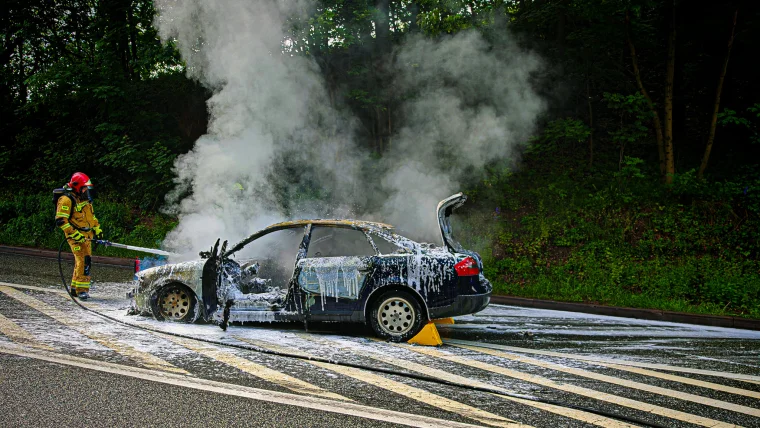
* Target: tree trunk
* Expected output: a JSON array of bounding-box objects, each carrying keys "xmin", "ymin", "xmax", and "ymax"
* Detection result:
[
  {"xmin": 18, "ymin": 41, "xmax": 27, "ymax": 103},
  {"xmin": 409, "ymin": 2, "xmax": 420, "ymax": 33},
  {"xmin": 556, "ymin": 1, "xmax": 566, "ymax": 57},
  {"xmin": 374, "ymin": 0, "xmax": 390, "ymax": 54},
  {"xmin": 625, "ymin": 10, "xmax": 666, "ymax": 178},
  {"xmin": 388, "ymin": 104, "xmax": 392, "ymax": 151},
  {"xmin": 663, "ymin": 1, "xmax": 676, "ymax": 184},
  {"xmin": 587, "ymin": 77, "xmax": 593, "ymax": 169},
  {"xmin": 698, "ymin": 8, "xmax": 738, "ymax": 180},
  {"xmin": 127, "ymin": 4, "xmax": 138, "ymax": 65}
]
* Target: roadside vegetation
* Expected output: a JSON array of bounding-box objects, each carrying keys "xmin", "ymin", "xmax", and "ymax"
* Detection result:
[{"xmin": 1, "ymin": 1, "xmax": 758, "ymax": 318}]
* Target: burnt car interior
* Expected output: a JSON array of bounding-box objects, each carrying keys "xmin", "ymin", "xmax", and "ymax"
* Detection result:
[
  {"xmin": 236, "ymin": 228, "xmax": 304, "ymax": 291},
  {"xmin": 226, "ymin": 225, "xmax": 411, "ymax": 306}
]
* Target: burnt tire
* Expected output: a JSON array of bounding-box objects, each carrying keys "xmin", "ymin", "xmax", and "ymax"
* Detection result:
[
  {"xmin": 151, "ymin": 283, "xmax": 197, "ymax": 323},
  {"xmin": 369, "ymin": 290, "xmax": 424, "ymax": 342}
]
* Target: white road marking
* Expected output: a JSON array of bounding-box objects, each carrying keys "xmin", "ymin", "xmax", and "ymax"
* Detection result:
[
  {"xmin": 160, "ymin": 334, "xmax": 350, "ymax": 402},
  {"xmin": 0, "ymin": 282, "xmax": 67, "ymax": 294},
  {"xmin": 406, "ymin": 345, "xmax": 737, "ymax": 428},
  {"xmin": 446, "ymin": 339, "xmax": 760, "ymax": 385},
  {"xmin": 289, "ymin": 333, "xmax": 638, "ymax": 428},
  {"xmin": 452, "ymin": 343, "xmax": 760, "ymax": 418},
  {"xmin": 0, "ymin": 286, "xmax": 187, "ymax": 374},
  {"xmin": 238, "ymin": 336, "xmax": 526, "ymax": 428},
  {"xmin": 0, "ymin": 312, "xmax": 54, "ymax": 351},
  {"xmin": 601, "ymin": 362, "xmax": 760, "ymax": 399},
  {"xmin": 0, "ymin": 344, "xmax": 486, "ymax": 428}
]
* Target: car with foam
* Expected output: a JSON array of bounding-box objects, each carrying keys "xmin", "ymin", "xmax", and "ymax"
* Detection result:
[{"xmin": 128, "ymin": 193, "xmax": 491, "ymax": 341}]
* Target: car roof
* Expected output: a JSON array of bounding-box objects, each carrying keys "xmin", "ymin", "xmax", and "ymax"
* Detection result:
[
  {"xmin": 225, "ymin": 219, "xmax": 399, "ymax": 256},
  {"xmin": 265, "ymin": 219, "xmax": 395, "ymax": 233}
]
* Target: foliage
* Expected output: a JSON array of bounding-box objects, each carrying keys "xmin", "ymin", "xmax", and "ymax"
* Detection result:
[
  {"xmin": 457, "ymin": 156, "xmax": 760, "ymax": 319},
  {"xmin": 1, "ymin": 0, "xmax": 760, "ymax": 319},
  {"xmin": 0, "ymin": 193, "xmax": 176, "ymax": 258}
]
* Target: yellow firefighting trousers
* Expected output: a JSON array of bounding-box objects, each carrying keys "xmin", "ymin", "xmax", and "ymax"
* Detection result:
[{"xmin": 68, "ymin": 238, "xmax": 92, "ymax": 293}]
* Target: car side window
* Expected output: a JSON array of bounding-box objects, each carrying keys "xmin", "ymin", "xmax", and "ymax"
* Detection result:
[
  {"xmin": 307, "ymin": 227, "xmax": 375, "ymax": 258},
  {"xmin": 369, "ymin": 233, "xmax": 405, "ymax": 255},
  {"xmin": 235, "ymin": 228, "xmax": 306, "ymax": 288}
]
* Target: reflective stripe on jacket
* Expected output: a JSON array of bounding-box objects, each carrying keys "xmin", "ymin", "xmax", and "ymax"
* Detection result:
[{"xmin": 56, "ymin": 194, "xmax": 100, "ymax": 237}]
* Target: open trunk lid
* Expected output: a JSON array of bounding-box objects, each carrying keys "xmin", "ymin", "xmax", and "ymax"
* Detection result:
[{"xmin": 437, "ymin": 193, "xmax": 468, "ymax": 253}]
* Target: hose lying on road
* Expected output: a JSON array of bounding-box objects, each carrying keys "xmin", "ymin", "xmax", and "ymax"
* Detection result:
[{"xmin": 57, "ymin": 238, "xmax": 663, "ymax": 428}]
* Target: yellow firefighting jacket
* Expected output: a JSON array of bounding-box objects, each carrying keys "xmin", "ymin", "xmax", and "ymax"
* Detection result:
[{"xmin": 55, "ymin": 193, "xmax": 101, "ymax": 240}]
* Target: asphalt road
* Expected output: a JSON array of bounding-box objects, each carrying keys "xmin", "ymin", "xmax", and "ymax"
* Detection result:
[{"xmin": 0, "ymin": 252, "xmax": 759, "ymax": 427}]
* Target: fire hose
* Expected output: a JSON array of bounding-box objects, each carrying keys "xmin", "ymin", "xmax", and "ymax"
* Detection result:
[
  {"xmin": 91, "ymin": 239, "xmax": 177, "ymax": 257},
  {"xmin": 55, "ymin": 238, "xmax": 663, "ymax": 428}
]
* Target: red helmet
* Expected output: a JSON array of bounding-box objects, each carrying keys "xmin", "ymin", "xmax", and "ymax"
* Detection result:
[{"xmin": 68, "ymin": 172, "xmax": 93, "ymax": 193}]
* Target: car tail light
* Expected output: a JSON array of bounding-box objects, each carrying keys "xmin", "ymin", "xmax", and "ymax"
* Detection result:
[{"xmin": 454, "ymin": 257, "xmax": 479, "ymax": 276}]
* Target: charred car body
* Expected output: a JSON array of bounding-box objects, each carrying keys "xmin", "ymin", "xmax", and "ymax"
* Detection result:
[{"xmin": 129, "ymin": 193, "xmax": 491, "ymax": 341}]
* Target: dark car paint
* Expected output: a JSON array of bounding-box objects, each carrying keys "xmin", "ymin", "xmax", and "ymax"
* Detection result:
[{"xmin": 198, "ymin": 220, "xmax": 491, "ymax": 325}]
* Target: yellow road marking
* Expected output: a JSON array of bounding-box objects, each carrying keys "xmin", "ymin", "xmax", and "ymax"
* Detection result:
[
  {"xmin": 0, "ymin": 282, "xmax": 66, "ymax": 294},
  {"xmin": 64, "ymin": 294, "xmax": 349, "ymax": 402},
  {"xmin": 285, "ymin": 333, "xmax": 636, "ymax": 428},
  {"xmin": 406, "ymin": 345, "xmax": 736, "ymax": 428},
  {"xmin": 0, "ymin": 286, "xmax": 187, "ymax": 374},
  {"xmin": 238, "ymin": 336, "xmax": 526, "ymax": 428},
  {"xmin": 0, "ymin": 312, "xmax": 54, "ymax": 351},
  {"xmin": 453, "ymin": 343, "xmax": 760, "ymax": 418},
  {"xmin": 0, "ymin": 344, "xmax": 487, "ymax": 428},
  {"xmin": 446, "ymin": 339, "xmax": 760, "ymax": 385},
  {"xmin": 602, "ymin": 362, "xmax": 760, "ymax": 399},
  {"xmin": 160, "ymin": 334, "xmax": 349, "ymax": 402}
]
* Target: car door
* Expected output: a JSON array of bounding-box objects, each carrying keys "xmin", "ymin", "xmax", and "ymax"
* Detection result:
[{"xmin": 296, "ymin": 226, "xmax": 376, "ymax": 317}]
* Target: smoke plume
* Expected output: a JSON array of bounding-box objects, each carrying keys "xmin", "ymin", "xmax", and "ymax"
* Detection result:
[{"xmin": 154, "ymin": 0, "xmax": 544, "ymax": 259}]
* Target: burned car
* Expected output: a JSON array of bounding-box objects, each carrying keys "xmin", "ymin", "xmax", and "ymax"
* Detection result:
[{"xmin": 129, "ymin": 193, "xmax": 491, "ymax": 341}]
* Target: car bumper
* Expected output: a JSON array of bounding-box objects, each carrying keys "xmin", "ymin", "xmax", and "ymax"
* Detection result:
[{"xmin": 429, "ymin": 277, "xmax": 492, "ymax": 319}]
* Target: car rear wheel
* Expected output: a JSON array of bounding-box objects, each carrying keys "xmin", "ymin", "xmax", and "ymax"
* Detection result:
[
  {"xmin": 152, "ymin": 283, "xmax": 196, "ymax": 323},
  {"xmin": 369, "ymin": 290, "xmax": 424, "ymax": 342}
]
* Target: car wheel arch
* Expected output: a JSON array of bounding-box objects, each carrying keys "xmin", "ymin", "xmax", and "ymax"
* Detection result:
[{"xmin": 364, "ymin": 284, "xmax": 429, "ymax": 324}]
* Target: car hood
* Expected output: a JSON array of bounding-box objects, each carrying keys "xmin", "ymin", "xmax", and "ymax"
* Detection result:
[{"xmin": 136, "ymin": 259, "xmax": 206, "ymax": 282}]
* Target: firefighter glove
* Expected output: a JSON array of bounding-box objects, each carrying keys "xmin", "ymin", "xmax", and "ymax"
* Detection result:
[
  {"xmin": 93, "ymin": 225, "xmax": 103, "ymax": 239},
  {"xmin": 69, "ymin": 230, "xmax": 86, "ymax": 243}
]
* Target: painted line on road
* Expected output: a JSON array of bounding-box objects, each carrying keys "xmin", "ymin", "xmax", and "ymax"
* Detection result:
[
  {"xmin": 160, "ymin": 334, "xmax": 350, "ymax": 402},
  {"xmin": 445, "ymin": 340, "xmax": 760, "ymax": 398},
  {"xmin": 0, "ymin": 344, "xmax": 486, "ymax": 428},
  {"xmin": 0, "ymin": 282, "xmax": 130, "ymax": 304},
  {"xmin": 0, "ymin": 286, "xmax": 187, "ymax": 375},
  {"xmin": 0, "ymin": 282, "xmax": 66, "ymax": 294},
  {"xmin": 405, "ymin": 345, "xmax": 735, "ymax": 428},
  {"xmin": 600, "ymin": 362, "xmax": 760, "ymax": 400},
  {"xmin": 0, "ymin": 312, "xmax": 54, "ymax": 351},
  {"xmin": 290, "ymin": 333, "xmax": 637, "ymax": 428},
  {"xmin": 451, "ymin": 343, "xmax": 760, "ymax": 418},
  {"xmin": 446, "ymin": 339, "xmax": 760, "ymax": 385},
  {"xmin": 237, "ymin": 336, "xmax": 525, "ymax": 428}
]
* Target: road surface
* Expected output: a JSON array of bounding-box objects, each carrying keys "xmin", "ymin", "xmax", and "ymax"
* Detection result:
[{"xmin": 0, "ymin": 253, "xmax": 758, "ymax": 427}]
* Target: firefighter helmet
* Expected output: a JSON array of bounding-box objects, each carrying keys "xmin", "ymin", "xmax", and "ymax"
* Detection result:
[{"xmin": 68, "ymin": 172, "xmax": 93, "ymax": 193}]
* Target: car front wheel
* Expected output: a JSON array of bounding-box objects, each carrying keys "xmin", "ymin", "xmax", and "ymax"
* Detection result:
[
  {"xmin": 369, "ymin": 290, "xmax": 424, "ymax": 342},
  {"xmin": 151, "ymin": 283, "xmax": 197, "ymax": 323}
]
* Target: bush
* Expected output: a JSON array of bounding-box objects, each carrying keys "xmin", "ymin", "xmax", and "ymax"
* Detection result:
[
  {"xmin": 456, "ymin": 160, "xmax": 760, "ymax": 319},
  {"xmin": 0, "ymin": 193, "xmax": 177, "ymax": 258}
]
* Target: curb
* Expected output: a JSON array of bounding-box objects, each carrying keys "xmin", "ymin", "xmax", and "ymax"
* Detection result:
[
  {"xmin": 0, "ymin": 245, "xmax": 135, "ymax": 269},
  {"xmin": 490, "ymin": 295, "xmax": 760, "ymax": 331}
]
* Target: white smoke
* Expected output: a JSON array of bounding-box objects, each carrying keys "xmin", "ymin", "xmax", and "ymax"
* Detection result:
[{"xmin": 154, "ymin": 0, "xmax": 544, "ymax": 258}]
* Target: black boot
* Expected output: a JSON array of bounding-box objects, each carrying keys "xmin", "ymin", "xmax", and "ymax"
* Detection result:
[{"xmin": 69, "ymin": 287, "xmax": 78, "ymax": 298}]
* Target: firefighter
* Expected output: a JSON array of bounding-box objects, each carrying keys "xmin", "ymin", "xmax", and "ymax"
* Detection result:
[{"xmin": 55, "ymin": 172, "xmax": 103, "ymax": 300}]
